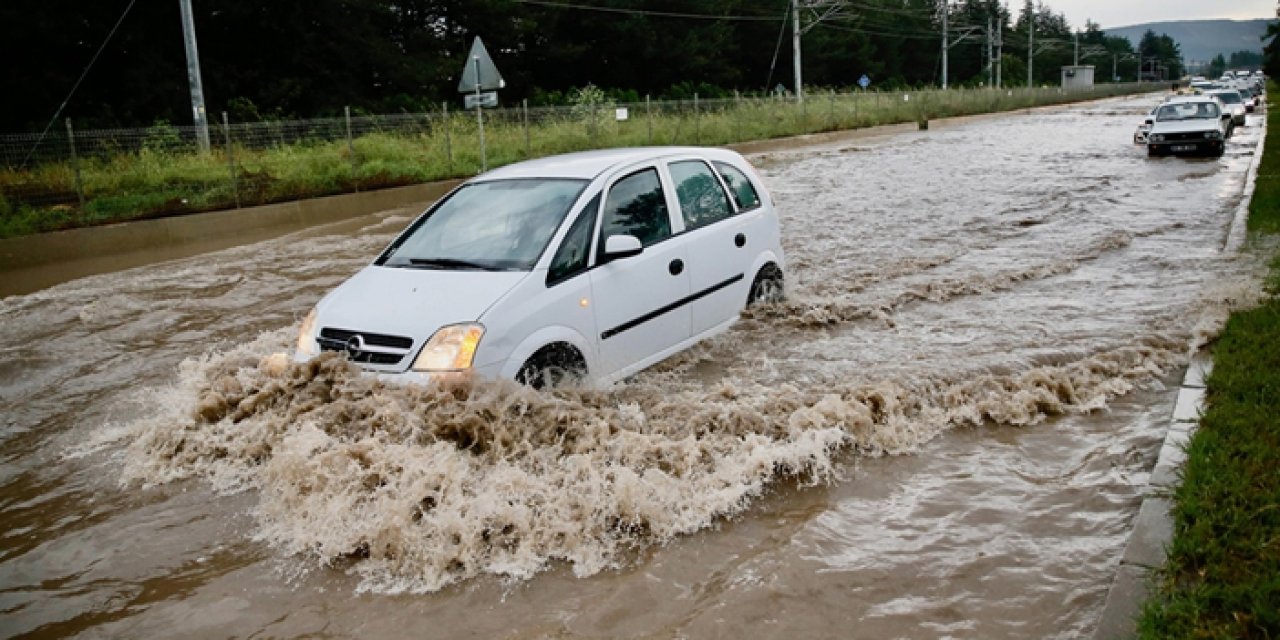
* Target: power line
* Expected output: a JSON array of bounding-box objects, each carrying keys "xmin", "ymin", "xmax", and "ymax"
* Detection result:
[
  {"xmin": 511, "ymin": 0, "xmax": 782, "ymax": 21},
  {"xmin": 20, "ymin": 0, "xmax": 139, "ymax": 169}
]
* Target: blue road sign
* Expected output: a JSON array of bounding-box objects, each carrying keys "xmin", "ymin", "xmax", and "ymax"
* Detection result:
[{"xmin": 858, "ymin": 74, "xmax": 871, "ymax": 89}]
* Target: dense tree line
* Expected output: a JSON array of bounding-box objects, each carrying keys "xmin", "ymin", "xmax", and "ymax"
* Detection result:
[
  {"xmin": 1206, "ymin": 51, "xmax": 1266, "ymax": 78},
  {"xmin": 2, "ymin": 0, "xmax": 1163, "ymax": 131}
]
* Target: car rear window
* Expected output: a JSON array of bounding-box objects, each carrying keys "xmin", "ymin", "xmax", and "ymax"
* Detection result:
[
  {"xmin": 713, "ymin": 161, "xmax": 762, "ymax": 212},
  {"xmin": 670, "ymin": 160, "xmax": 733, "ymax": 231}
]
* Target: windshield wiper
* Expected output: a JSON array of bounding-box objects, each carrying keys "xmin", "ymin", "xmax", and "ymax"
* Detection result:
[{"xmin": 405, "ymin": 257, "xmax": 502, "ymax": 271}]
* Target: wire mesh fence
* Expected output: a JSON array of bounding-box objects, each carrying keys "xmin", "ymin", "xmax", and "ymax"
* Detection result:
[{"xmin": 0, "ymin": 83, "xmax": 1162, "ymax": 237}]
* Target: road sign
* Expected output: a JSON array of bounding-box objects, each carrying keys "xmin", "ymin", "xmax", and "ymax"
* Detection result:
[
  {"xmin": 457, "ymin": 37, "xmax": 505, "ymax": 93},
  {"xmin": 858, "ymin": 74, "xmax": 871, "ymax": 89},
  {"xmin": 464, "ymin": 92, "xmax": 498, "ymax": 109}
]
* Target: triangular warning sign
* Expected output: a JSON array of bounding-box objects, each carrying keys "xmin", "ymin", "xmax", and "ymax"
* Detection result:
[{"xmin": 457, "ymin": 37, "xmax": 505, "ymax": 93}]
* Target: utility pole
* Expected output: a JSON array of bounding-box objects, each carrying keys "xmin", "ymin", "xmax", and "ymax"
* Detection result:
[
  {"xmin": 987, "ymin": 17, "xmax": 994, "ymax": 86},
  {"xmin": 1027, "ymin": 12, "xmax": 1034, "ymax": 87},
  {"xmin": 941, "ymin": 1, "xmax": 949, "ymax": 89},
  {"xmin": 792, "ymin": 0, "xmax": 803, "ymax": 102},
  {"xmin": 996, "ymin": 18, "xmax": 1002, "ymax": 88},
  {"xmin": 1074, "ymin": 31, "xmax": 1079, "ymax": 66},
  {"xmin": 1112, "ymin": 53, "xmax": 1117, "ymax": 82},
  {"xmin": 179, "ymin": 0, "xmax": 210, "ymax": 153}
]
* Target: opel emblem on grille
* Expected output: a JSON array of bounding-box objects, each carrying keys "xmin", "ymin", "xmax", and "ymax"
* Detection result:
[{"xmin": 344, "ymin": 334, "xmax": 365, "ymax": 358}]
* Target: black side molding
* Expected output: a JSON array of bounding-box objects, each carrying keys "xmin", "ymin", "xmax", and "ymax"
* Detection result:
[{"xmin": 601, "ymin": 273, "xmax": 744, "ymax": 341}]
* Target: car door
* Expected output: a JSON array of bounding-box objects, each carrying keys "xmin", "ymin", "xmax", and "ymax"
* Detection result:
[
  {"xmin": 667, "ymin": 157, "xmax": 759, "ymax": 336},
  {"xmin": 588, "ymin": 165, "xmax": 691, "ymax": 377}
]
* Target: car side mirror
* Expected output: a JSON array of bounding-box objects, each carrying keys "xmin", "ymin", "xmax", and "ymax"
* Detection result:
[{"xmin": 602, "ymin": 234, "xmax": 643, "ymax": 263}]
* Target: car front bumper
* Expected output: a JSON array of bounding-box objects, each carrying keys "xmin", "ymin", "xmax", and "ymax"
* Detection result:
[{"xmin": 1148, "ymin": 140, "xmax": 1224, "ymax": 156}]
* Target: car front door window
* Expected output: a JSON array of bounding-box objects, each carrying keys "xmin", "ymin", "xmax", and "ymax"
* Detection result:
[{"xmin": 599, "ymin": 168, "xmax": 670, "ymax": 255}]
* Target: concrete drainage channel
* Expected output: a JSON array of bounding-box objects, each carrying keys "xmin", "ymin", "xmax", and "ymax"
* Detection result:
[{"xmin": 1091, "ymin": 353, "xmax": 1211, "ymax": 640}]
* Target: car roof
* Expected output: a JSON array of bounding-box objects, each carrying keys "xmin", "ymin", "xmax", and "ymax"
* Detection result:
[
  {"xmin": 1164, "ymin": 95, "xmax": 1219, "ymax": 105},
  {"xmin": 474, "ymin": 146, "xmax": 742, "ymax": 181}
]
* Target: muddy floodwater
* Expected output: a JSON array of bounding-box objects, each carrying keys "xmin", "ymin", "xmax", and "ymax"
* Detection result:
[{"xmin": 0, "ymin": 94, "xmax": 1268, "ymax": 639}]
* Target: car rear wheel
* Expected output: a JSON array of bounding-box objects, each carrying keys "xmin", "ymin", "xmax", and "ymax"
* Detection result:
[{"xmin": 515, "ymin": 343, "xmax": 587, "ymax": 390}]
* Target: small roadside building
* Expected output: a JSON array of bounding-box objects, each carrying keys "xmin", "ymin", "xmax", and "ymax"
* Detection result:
[{"xmin": 1061, "ymin": 65, "xmax": 1095, "ymax": 89}]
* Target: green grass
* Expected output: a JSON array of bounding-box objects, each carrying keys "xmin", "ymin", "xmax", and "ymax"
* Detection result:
[
  {"xmin": 1137, "ymin": 83, "xmax": 1280, "ymax": 640},
  {"xmin": 0, "ymin": 83, "xmax": 1159, "ymax": 239}
]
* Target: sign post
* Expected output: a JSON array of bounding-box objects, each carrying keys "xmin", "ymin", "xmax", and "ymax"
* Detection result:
[
  {"xmin": 457, "ymin": 37, "xmax": 505, "ymax": 173},
  {"xmin": 473, "ymin": 55, "xmax": 485, "ymax": 172}
]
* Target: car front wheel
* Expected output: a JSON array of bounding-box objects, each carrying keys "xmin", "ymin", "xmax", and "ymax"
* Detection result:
[
  {"xmin": 747, "ymin": 264, "xmax": 785, "ymax": 307},
  {"xmin": 515, "ymin": 343, "xmax": 587, "ymax": 390}
]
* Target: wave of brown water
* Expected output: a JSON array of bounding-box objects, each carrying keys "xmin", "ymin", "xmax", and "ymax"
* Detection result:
[{"xmin": 0, "ymin": 95, "xmax": 1269, "ymax": 638}]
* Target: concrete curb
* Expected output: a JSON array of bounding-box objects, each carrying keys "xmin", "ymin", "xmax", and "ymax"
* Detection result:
[{"xmin": 1225, "ymin": 114, "xmax": 1270, "ymax": 252}]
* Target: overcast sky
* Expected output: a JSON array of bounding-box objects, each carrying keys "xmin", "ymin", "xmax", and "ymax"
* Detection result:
[{"xmin": 1046, "ymin": 0, "xmax": 1274, "ymax": 30}]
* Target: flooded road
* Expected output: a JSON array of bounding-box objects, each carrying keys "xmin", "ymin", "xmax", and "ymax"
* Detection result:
[{"xmin": 0, "ymin": 93, "xmax": 1268, "ymax": 639}]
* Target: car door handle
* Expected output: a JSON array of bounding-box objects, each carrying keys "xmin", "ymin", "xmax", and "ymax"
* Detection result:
[
  {"xmin": 734, "ymin": 233, "xmax": 746, "ymax": 247},
  {"xmin": 669, "ymin": 259, "xmax": 684, "ymax": 276}
]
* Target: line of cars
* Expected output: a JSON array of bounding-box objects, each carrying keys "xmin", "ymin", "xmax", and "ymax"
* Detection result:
[{"xmin": 1133, "ymin": 71, "xmax": 1265, "ymax": 158}]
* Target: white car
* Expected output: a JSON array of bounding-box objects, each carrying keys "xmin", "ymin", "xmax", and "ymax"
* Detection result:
[
  {"xmin": 1206, "ymin": 89, "xmax": 1247, "ymax": 127},
  {"xmin": 1146, "ymin": 96, "xmax": 1231, "ymax": 158},
  {"xmin": 1134, "ymin": 105, "xmax": 1158, "ymax": 143},
  {"xmin": 295, "ymin": 147, "xmax": 786, "ymax": 388}
]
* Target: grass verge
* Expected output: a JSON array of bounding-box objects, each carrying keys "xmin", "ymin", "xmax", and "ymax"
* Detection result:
[{"xmin": 1137, "ymin": 84, "xmax": 1280, "ymax": 639}]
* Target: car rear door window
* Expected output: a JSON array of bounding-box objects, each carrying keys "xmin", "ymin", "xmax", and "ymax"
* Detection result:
[
  {"xmin": 713, "ymin": 161, "xmax": 762, "ymax": 212},
  {"xmin": 599, "ymin": 168, "xmax": 671, "ymax": 250},
  {"xmin": 669, "ymin": 160, "xmax": 733, "ymax": 231}
]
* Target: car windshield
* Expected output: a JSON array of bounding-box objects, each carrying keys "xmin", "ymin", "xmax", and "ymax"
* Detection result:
[
  {"xmin": 1211, "ymin": 92, "xmax": 1242, "ymax": 104},
  {"xmin": 379, "ymin": 178, "xmax": 587, "ymax": 271},
  {"xmin": 1156, "ymin": 102, "xmax": 1220, "ymax": 121}
]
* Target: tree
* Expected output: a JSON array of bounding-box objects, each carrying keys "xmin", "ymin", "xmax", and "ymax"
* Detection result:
[
  {"xmin": 1228, "ymin": 50, "xmax": 1264, "ymax": 71},
  {"xmin": 1208, "ymin": 54, "xmax": 1228, "ymax": 78},
  {"xmin": 1138, "ymin": 29, "xmax": 1184, "ymax": 81},
  {"xmin": 1266, "ymin": 1, "xmax": 1280, "ymax": 78}
]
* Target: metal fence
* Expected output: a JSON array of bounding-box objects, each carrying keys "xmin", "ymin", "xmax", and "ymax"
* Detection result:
[{"xmin": 0, "ymin": 83, "xmax": 1162, "ymax": 229}]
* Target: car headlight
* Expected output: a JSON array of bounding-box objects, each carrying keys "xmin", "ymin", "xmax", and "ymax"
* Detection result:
[
  {"xmin": 1205, "ymin": 130, "xmax": 1222, "ymax": 140},
  {"xmin": 412, "ymin": 323, "xmax": 485, "ymax": 372},
  {"xmin": 1149, "ymin": 134, "xmax": 1164, "ymax": 143},
  {"xmin": 296, "ymin": 307, "xmax": 320, "ymax": 358}
]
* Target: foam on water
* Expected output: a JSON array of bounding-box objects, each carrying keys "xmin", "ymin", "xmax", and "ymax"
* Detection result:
[{"xmin": 120, "ymin": 306, "xmax": 1206, "ymax": 594}]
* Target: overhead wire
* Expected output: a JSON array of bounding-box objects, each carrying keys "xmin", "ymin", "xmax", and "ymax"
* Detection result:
[
  {"xmin": 20, "ymin": 0, "xmax": 139, "ymax": 169},
  {"xmin": 511, "ymin": 0, "xmax": 782, "ymax": 21}
]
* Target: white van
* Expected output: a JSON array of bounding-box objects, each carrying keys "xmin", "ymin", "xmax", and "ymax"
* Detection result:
[{"xmin": 295, "ymin": 147, "xmax": 786, "ymax": 388}]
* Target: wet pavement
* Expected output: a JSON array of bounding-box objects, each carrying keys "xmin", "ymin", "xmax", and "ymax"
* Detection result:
[{"xmin": 0, "ymin": 93, "xmax": 1269, "ymax": 639}]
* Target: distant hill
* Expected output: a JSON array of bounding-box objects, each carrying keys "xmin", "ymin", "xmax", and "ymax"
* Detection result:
[{"xmin": 1105, "ymin": 19, "xmax": 1272, "ymax": 66}]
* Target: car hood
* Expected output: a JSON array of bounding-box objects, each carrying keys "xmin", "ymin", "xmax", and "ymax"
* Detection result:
[{"xmin": 315, "ymin": 265, "xmax": 528, "ymax": 341}]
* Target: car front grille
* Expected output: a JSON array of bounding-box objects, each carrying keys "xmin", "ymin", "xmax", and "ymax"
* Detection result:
[
  {"xmin": 317, "ymin": 327, "xmax": 414, "ymax": 366},
  {"xmin": 1161, "ymin": 132, "xmax": 1207, "ymax": 142}
]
